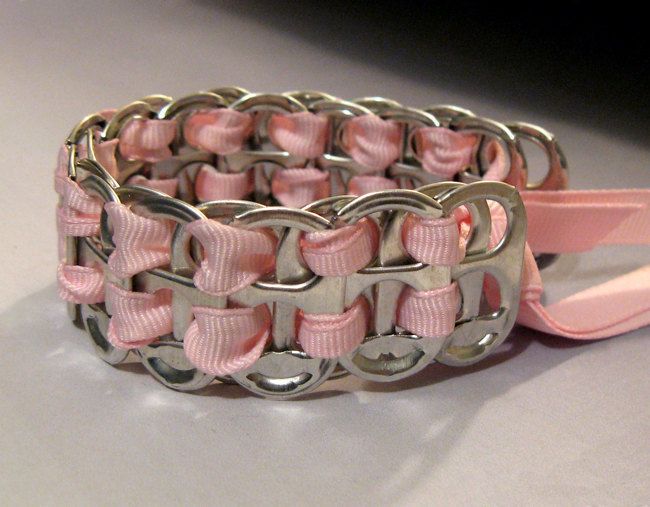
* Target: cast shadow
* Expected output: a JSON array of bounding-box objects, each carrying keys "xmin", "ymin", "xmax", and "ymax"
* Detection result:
[
  {"xmin": 0, "ymin": 282, "xmax": 597, "ymax": 504},
  {"xmin": 201, "ymin": 0, "xmax": 650, "ymax": 145}
]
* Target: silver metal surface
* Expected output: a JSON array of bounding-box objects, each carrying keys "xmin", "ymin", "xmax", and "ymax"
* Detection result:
[
  {"xmin": 450, "ymin": 115, "xmax": 528, "ymax": 186},
  {"xmin": 337, "ymin": 188, "xmax": 449, "ymax": 381},
  {"xmin": 507, "ymin": 121, "xmax": 568, "ymax": 191}
]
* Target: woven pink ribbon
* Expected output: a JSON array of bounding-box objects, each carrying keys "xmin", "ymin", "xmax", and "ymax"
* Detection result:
[
  {"xmin": 184, "ymin": 304, "xmax": 272, "ymax": 376},
  {"xmin": 342, "ymin": 115, "xmax": 402, "ymax": 171},
  {"xmin": 267, "ymin": 112, "xmax": 329, "ymax": 158},
  {"xmin": 105, "ymin": 202, "xmax": 173, "ymax": 279},
  {"xmin": 184, "ymin": 109, "xmax": 253, "ymax": 155},
  {"xmin": 415, "ymin": 127, "xmax": 476, "ymax": 179},
  {"xmin": 401, "ymin": 214, "xmax": 465, "ymax": 266},
  {"xmin": 186, "ymin": 218, "xmax": 277, "ymax": 296},
  {"xmin": 396, "ymin": 283, "xmax": 460, "ymax": 338},
  {"xmin": 348, "ymin": 175, "xmax": 398, "ymax": 195},
  {"xmin": 194, "ymin": 164, "xmax": 253, "ymax": 201},
  {"xmin": 301, "ymin": 218, "xmax": 379, "ymax": 276},
  {"xmin": 127, "ymin": 175, "xmax": 179, "ymax": 197},
  {"xmin": 55, "ymin": 146, "xmax": 106, "ymax": 304},
  {"xmin": 295, "ymin": 219, "xmax": 376, "ymax": 357},
  {"xmin": 119, "ymin": 118, "xmax": 177, "ymax": 162},
  {"xmin": 298, "ymin": 297, "xmax": 370, "ymax": 358},
  {"xmin": 57, "ymin": 262, "xmax": 105, "ymax": 304},
  {"xmin": 271, "ymin": 168, "xmax": 330, "ymax": 208},
  {"xmin": 106, "ymin": 283, "xmax": 173, "ymax": 349}
]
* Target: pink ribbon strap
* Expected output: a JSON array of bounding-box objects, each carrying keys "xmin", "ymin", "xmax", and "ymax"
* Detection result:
[
  {"xmin": 342, "ymin": 115, "xmax": 402, "ymax": 171},
  {"xmin": 105, "ymin": 202, "xmax": 173, "ymax": 278},
  {"xmin": 271, "ymin": 168, "xmax": 330, "ymax": 208},
  {"xmin": 402, "ymin": 214, "xmax": 465, "ymax": 266},
  {"xmin": 186, "ymin": 218, "xmax": 277, "ymax": 296},
  {"xmin": 184, "ymin": 109, "xmax": 253, "ymax": 155},
  {"xmin": 119, "ymin": 119, "xmax": 177, "ymax": 162},
  {"xmin": 298, "ymin": 297, "xmax": 370, "ymax": 358},
  {"xmin": 492, "ymin": 189, "xmax": 650, "ymax": 340},
  {"xmin": 127, "ymin": 175, "xmax": 179, "ymax": 197},
  {"xmin": 397, "ymin": 283, "xmax": 460, "ymax": 338},
  {"xmin": 194, "ymin": 164, "xmax": 253, "ymax": 201},
  {"xmin": 267, "ymin": 112, "xmax": 329, "ymax": 158},
  {"xmin": 105, "ymin": 283, "xmax": 173, "ymax": 349},
  {"xmin": 301, "ymin": 218, "xmax": 379, "ymax": 276},
  {"xmin": 522, "ymin": 189, "xmax": 650, "ymax": 253},
  {"xmin": 184, "ymin": 304, "xmax": 271, "ymax": 376},
  {"xmin": 415, "ymin": 127, "xmax": 476, "ymax": 178},
  {"xmin": 54, "ymin": 175, "xmax": 103, "ymax": 237},
  {"xmin": 348, "ymin": 175, "xmax": 398, "ymax": 195},
  {"xmin": 57, "ymin": 262, "xmax": 105, "ymax": 304}
]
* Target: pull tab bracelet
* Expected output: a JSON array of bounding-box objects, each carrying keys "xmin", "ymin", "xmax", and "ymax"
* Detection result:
[{"xmin": 55, "ymin": 87, "xmax": 650, "ymax": 399}]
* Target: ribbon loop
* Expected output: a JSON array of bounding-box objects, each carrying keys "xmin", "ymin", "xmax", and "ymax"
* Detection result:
[
  {"xmin": 57, "ymin": 262, "xmax": 105, "ymax": 304},
  {"xmin": 105, "ymin": 202, "xmax": 173, "ymax": 278},
  {"xmin": 184, "ymin": 109, "xmax": 253, "ymax": 155},
  {"xmin": 268, "ymin": 112, "xmax": 329, "ymax": 158},
  {"xmin": 415, "ymin": 127, "xmax": 476, "ymax": 178},
  {"xmin": 183, "ymin": 304, "xmax": 271, "ymax": 376},
  {"xmin": 194, "ymin": 164, "xmax": 253, "ymax": 201},
  {"xmin": 299, "ymin": 297, "xmax": 370, "ymax": 358},
  {"xmin": 105, "ymin": 283, "xmax": 173, "ymax": 349},
  {"xmin": 186, "ymin": 218, "xmax": 277, "ymax": 296},
  {"xmin": 301, "ymin": 218, "xmax": 379, "ymax": 276},
  {"xmin": 119, "ymin": 118, "xmax": 176, "ymax": 162},
  {"xmin": 342, "ymin": 115, "xmax": 401, "ymax": 171}
]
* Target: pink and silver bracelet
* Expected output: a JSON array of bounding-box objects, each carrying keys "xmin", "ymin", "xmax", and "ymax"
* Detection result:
[{"xmin": 55, "ymin": 87, "xmax": 650, "ymax": 399}]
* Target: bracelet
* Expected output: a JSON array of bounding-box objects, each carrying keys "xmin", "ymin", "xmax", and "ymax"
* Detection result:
[{"xmin": 56, "ymin": 87, "xmax": 650, "ymax": 399}]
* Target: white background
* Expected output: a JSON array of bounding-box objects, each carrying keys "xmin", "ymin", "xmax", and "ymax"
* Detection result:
[{"xmin": 1, "ymin": 1, "xmax": 649, "ymax": 505}]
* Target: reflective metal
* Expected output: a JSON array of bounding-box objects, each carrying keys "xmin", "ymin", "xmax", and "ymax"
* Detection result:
[
  {"xmin": 507, "ymin": 121, "xmax": 568, "ymax": 191},
  {"xmin": 101, "ymin": 100, "xmax": 160, "ymax": 184},
  {"xmin": 449, "ymin": 115, "xmax": 527, "ymax": 187}
]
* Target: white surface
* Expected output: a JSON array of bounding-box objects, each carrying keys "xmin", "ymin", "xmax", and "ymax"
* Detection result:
[{"xmin": 1, "ymin": 2, "xmax": 649, "ymax": 505}]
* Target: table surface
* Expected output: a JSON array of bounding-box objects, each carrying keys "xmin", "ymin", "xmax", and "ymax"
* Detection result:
[{"xmin": 1, "ymin": 2, "xmax": 649, "ymax": 505}]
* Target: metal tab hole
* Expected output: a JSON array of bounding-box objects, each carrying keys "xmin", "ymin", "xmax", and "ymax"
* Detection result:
[
  {"xmin": 138, "ymin": 342, "xmax": 216, "ymax": 392},
  {"xmin": 81, "ymin": 304, "xmax": 129, "ymax": 365}
]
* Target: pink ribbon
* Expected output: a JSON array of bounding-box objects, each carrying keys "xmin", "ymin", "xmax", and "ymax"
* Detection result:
[
  {"xmin": 271, "ymin": 168, "xmax": 330, "ymax": 208},
  {"xmin": 127, "ymin": 174, "xmax": 179, "ymax": 197},
  {"xmin": 397, "ymin": 283, "xmax": 460, "ymax": 338},
  {"xmin": 106, "ymin": 283, "xmax": 173, "ymax": 349},
  {"xmin": 301, "ymin": 218, "xmax": 379, "ymax": 276},
  {"xmin": 298, "ymin": 297, "xmax": 370, "ymax": 358},
  {"xmin": 342, "ymin": 115, "xmax": 402, "ymax": 171},
  {"xmin": 186, "ymin": 218, "xmax": 277, "ymax": 296},
  {"xmin": 94, "ymin": 139, "xmax": 120, "ymax": 179},
  {"xmin": 510, "ymin": 189, "xmax": 650, "ymax": 340},
  {"xmin": 54, "ymin": 175, "xmax": 103, "ymax": 237},
  {"xmin": 194, "ymin": 164, "xmax": 253, "ymax": 201},
  {"xmin": 402, "ymin": 214, "xmax": 465, "ymax": 266},
  {"xmin": 348, "ymin": 175, "xmax": 398, "ymax": 195},
  {"xmin": 184, "ymin": 109, "xmax": 253, "ymax": 155},
  {"xmin": 184, "ymin": 304, "xmax": 271, "ymax": 376},
  {"xmin": 119, "ymin": 118, "xmax": 177, "ymax": 162},
  {"xmin": 105, "ymin": 202, "xmax": 173, "ymax": 278},
  {"xmin": 267, "ymin": 112, "xmax": 329, "ymax": 158},
  {"xmin": 57, "ymin": 262, "xmax": 105, "ymax": 304},
  {"xmin": 415, "ymin": 127, "xmax": 476, "ymax": 179}
]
